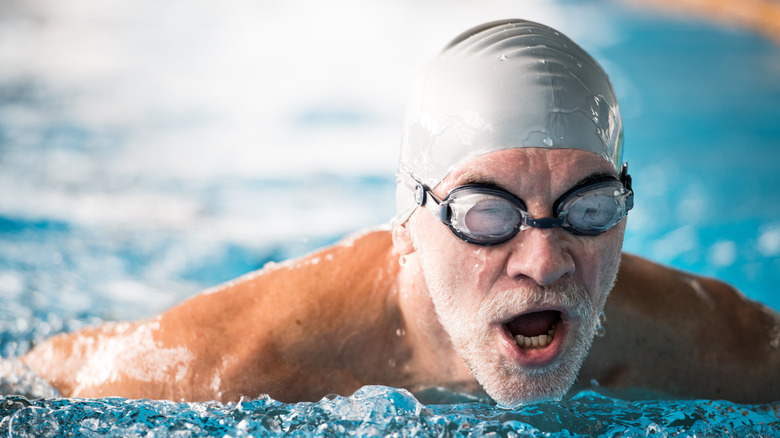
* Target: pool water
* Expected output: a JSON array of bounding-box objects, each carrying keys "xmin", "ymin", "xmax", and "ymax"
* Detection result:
[
  {"xmin": 1, "ymin": 386, "xmax": 779, "ymax": 437},
  {"xmin": 1, "ymin": 0, "xmax": 779, "ymax": 436}
]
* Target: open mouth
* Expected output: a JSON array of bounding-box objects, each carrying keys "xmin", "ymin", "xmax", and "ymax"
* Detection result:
[{"xmin": 504, "ymin": 310, "xmax": 562, "ymax": 350}]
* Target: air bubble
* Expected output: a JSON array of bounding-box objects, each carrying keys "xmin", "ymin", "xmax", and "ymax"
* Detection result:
[{"xmin": 9, "ymin": 407, "xmax": 60, "ymax": 438}]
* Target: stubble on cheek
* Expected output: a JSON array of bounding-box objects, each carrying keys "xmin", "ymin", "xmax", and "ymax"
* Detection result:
[{"xmin": 587, "ymin": 226, "xmax": 624, "ymax": 310}]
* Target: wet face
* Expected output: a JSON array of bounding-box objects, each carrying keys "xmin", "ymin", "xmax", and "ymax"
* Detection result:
[{"xmin": 404, "ymin": 148, "xmax": 625, "ymax": 406}]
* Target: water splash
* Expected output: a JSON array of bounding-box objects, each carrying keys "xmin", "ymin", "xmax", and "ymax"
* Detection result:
[
  {"xmin": 1, "ymin": 387, "xmax": 778, "ymax": 437},
  {"xmin": 595, "ymin": 311, "xmax": 607, "ymax": 338}
]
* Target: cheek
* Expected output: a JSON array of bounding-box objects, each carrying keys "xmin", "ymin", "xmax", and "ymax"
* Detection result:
[
  {"xmin": 410, "ymin": 212, "xmax": 501, "ymax": 302},
  {"xmin": 575, "ymin": 223, "xmax": 624, "ymax": 303}
]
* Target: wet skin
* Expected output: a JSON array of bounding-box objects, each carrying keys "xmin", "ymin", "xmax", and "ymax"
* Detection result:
[{"xmin": 22, "ymin": 149, "xmax": 780, "ymax": 404}]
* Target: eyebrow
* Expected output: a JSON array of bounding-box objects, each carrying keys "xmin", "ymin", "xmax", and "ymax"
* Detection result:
[
  {"xmin": 573, "ymin": 172, "xmax": 619, "ymax": 186},
  {"xmin": 453, "ymin": 171, "xmax": 618, "ymax": 194},
  {"xmin": 456, "ymin": 173, "xmax": 501, "ymax": 187}
]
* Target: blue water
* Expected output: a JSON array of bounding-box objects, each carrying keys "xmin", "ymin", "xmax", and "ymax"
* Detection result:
[
  {"xmin": 610, "ymin": 13, "xmax": 780, "ymax": 311},
  {"xmin": 1, "ymin": 0, "xmax": 780, "ymax": 436},
  {"xmin": 2, "ymin": 387, "xmax": 779, "ymax": 437}
]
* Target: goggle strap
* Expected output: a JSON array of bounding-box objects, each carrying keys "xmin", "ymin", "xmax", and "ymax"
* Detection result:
[
  {"xmin": 413, "ymin": 183, "xmax": 449, "ymax": 222},
  {"xmin": 619, "ymin": 163, "xmax": 634, "ymax": 211}
]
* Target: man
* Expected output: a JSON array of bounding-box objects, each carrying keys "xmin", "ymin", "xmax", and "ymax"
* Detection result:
[{"xmin": 21, "ymin": 19, "xmax": 780, "ymax": 407}]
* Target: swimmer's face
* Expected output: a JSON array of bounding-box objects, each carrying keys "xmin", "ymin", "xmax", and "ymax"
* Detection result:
[{"xmin": 402, "ymin": 148, "xmax": 624, "ymax": 406}]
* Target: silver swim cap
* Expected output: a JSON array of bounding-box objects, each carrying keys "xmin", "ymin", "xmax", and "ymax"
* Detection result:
[{"xmin": 393, "ymin": 19, "xmax": 623, "ymax": 225}]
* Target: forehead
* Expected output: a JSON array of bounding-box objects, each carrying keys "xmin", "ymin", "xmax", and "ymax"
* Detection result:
[{"xmin": 439, "ymin": 148, "xmax": 617, "ymax": 193}]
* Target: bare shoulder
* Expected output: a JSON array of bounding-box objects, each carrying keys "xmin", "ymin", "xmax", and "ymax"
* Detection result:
[
  {"xmin": 578, "ymin": 253, "xmax": 780, "ymax": 402},
  {"xmin": 156, "ymin": 227, "xmax": 401, "ymax": 402},
  {"xmin": 25, "ymin": 227, "xmax": 401, "ymax": 402},
  {"xmin": 611, "ymin": 253, "xmax": 780, "ymax": 342}
]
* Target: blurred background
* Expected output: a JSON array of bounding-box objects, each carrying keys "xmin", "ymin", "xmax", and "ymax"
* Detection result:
[{"xmin": 0, "ymin": 0, "xmax": 778, "ymax": 353}]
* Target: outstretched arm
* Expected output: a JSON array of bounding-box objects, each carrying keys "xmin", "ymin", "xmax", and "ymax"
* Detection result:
[{"xmin": 22, "ymin": 319, "xmax": 198, "ymax": 400}]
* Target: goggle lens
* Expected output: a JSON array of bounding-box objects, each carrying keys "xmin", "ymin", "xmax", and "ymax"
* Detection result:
[
  {"xmin": 558, "ymin": 184, "xmax": 627, "ymax": 235},
  {"xmin": 451, "ymin": 194, "xmax": 522, "ymax": 240}
]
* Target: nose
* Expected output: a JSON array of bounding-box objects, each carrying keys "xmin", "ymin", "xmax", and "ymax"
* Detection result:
[{"xmin": 505, "ymin": 227, "xmax": 575, "ymax": 286}]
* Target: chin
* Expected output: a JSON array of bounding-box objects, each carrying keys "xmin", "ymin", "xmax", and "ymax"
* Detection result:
[
  {"xmin": 474, "ymin": 332, "xmax": 595, "ymax": 407},
  {"xmin": 447, "ymin": 293, "xmax": 602, "ymax": 408}
]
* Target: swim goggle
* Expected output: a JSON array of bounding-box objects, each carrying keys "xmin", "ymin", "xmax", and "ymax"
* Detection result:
[{"xmin": 411, "ymin": 164, "xmax": 634, "ymax": 246}]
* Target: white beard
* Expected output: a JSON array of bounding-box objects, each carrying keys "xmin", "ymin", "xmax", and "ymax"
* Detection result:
[{"xmin": 417, "ymin": 254, "xmax": 616, "ymax": 407}]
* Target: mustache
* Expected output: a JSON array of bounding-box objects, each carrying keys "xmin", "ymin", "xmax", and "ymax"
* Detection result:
[{"xmin": 477, "ymin": 281, "xmax": 593, "ymax": 323}]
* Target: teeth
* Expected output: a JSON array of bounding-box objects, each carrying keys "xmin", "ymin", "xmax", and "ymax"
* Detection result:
[{"xmin": 514, "ymin": 322, "xmax": 558, "ymax": 350}]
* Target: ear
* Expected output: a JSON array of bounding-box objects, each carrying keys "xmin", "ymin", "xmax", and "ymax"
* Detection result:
[{"xmin": 392, "ymin": 223, "xmax": 416, "ymax": 256}]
